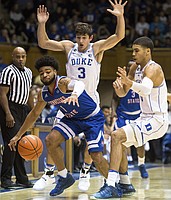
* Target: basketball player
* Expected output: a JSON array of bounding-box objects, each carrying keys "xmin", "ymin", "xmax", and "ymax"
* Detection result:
[
  {"xmin": 35, "ymin": 0, "xmax": 127, "ymax": 191},
  {"xmin": 113, "ymin": 62, "xmax": 148, "ymax": 180},
  {"xmin": 93, "ymin": 37, "xmax": 168, "ymax": 198},
  {"xmin": 9, "ymin": 55, "xmax": 108, "ymax": 197}
]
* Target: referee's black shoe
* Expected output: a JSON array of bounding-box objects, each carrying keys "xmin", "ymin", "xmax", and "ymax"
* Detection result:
[
  {"xmin": 1, "ymin": 180, "xmax": 18, "ymax": 189},
  {"xmin": 16, "ymin": 180, "xmax": 33, "ymax": 188}
]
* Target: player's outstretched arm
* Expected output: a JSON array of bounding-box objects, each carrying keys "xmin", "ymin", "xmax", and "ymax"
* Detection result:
[
  {"xmin": 94, "ymin": 0, "xmax": 127, "ymax": 53},
  {"xmin": 37, "ymin": 5, "xmax": 73, "ymax": 52},
  {"xmin": 8, "ymin": 91, "xmax": 47, "ymax": 151}
]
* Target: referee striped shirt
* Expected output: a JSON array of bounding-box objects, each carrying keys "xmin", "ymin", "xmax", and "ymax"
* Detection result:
[{"xmin": 0, "ymin": 64, "xmax": 32, "ymax": 105}]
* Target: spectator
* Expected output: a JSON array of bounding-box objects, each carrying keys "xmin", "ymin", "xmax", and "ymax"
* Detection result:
[
  {"xmin": 0, "ymin": 55, "xmax": 7, "ymax": 73},
  {"xmin": 149, "ymin": 16, "xmax": 166, "ymax": 35},
  {"xmin": 97, "ymin": 24, "xmax": 110, "ymax": 40},
  {"xmin": 0, "ymin": 28, "xmax": 10, "ymax": 43},
  {"xmin": 9, "ymin": 3, "xmax": 24, "ymax": 34},
  {"xmin": 47, "ymin": 23, "xmax": 61, "ymax": 41},
  {"xmin": 135, "ymin": 15, "xmax": 150, "ymax": 37}
]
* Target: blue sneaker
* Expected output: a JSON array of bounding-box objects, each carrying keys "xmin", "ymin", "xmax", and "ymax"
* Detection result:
[
  {"xmin": 139, "ymin": 164, "xmax": 149, "ymax": 178},
  {"xmin": 93, "ymin": 184, "xmax": 123, "ymax": 199},
  {"xmin": 49, "ymin": 173, "xmax": 75, "ymax": 196},
  {"xmin": 118, "ymin": 182, "xmax": 136, "ymax": 195}
]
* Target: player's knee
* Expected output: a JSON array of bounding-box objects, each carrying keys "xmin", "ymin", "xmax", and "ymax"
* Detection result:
[
  {"xmin": 45, "ymin": 134, "xmax": 53, "ymax": 148},
  {"xmin": 111, "ymin": 129, "xmax": 126, "ymax": 144},
  {"xmin": 45, "ymin": 131, "xmax": 58, "ymax": 148}
]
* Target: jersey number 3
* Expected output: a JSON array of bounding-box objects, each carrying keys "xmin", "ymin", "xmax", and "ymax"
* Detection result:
[{"xmin": 78, "ymin": 67, "xmax": 86, "ymax": 78}]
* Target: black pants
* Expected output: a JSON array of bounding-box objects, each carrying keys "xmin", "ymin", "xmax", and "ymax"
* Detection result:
[{"xmin": 0, "ymin": 101, "xmax": 29, "ymax": 184}]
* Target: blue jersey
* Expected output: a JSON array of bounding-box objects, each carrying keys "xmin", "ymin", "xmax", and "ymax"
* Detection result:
[
  {"xmin": 42, "ymin": 76, "xmax": 100, "ymax": 119},
  {"xmin": 42, "ymin": 76, "xmax": 104, "ymax": 153},
  {"xmin": 115, "ymin": 90, "xmax": 141, "ymax": 129}
]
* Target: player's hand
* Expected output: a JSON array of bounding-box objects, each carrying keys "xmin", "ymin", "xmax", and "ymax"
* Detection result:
[
  {"xmin": 8, "ymin": 135, "xmax": 21, "ymax": 151},
  {"xmin": 6, "ymin": 113, "xmax": 15, "ymax": 128},
  {"xmin": 63, "ymin": 94, "xmax": 79, "ymax": 107},
  {"xmin": 37, "ymin": 5, "xmax": 49, "ymax": 23},
  {"xmin": 107, "ymin": 0, "xmax": 127, "ymax": 17},
  {"xmin": 116, "ymin": 66, "xmax": 131, "ymax": 86},
  {"xmin": 113, "ymin": 77, "xmax": 123, "ymax": 89}
]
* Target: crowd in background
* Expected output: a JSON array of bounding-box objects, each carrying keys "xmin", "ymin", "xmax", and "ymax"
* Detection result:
[{"xmin": 0, "ymin": 0, "xmax": 171, "ymax": 47}]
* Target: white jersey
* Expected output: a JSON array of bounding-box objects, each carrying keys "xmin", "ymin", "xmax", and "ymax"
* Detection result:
[
  {"xmin": 66, "ymin": 43, "xmax": 101, "ymax": 104},
  {"xmin": 134, "ymin": 60, "xmax": 168, "ymax": 118},
  {"xmin": 122, "ymin": 60, "xmax": 168, "ymax": 148}
]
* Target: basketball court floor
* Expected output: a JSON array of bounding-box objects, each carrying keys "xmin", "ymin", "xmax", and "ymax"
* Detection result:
[{"xmin": 1, "ymin": 163, "xmax": 171, "ymax": 200}]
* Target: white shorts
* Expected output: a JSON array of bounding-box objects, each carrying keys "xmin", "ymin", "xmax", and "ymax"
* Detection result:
[{"xmin": 122, "ymin": 114, "xmax": 168, "ymax": 148}]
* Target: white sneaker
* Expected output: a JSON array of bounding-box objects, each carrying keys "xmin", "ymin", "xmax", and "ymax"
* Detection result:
[
  {"xmin": 33, "ymin": 174, "xmax": 56, "ymax": 191},
  {"xmin": 78, "ymin": 168, "xmax": 90, "ymax": 192}
]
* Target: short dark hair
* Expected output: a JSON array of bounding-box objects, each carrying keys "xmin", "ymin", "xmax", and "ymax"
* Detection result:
[
  {"xmin": 101, "ymin": 105, "xmax": 110, "ymax": 111},
  {"xmin": 35, "ymin": 55, "xmax": 59, "ymax": 71},
  {"xmin": 133, "ymin": 36, "xmax": 154, "ymax": 52},
  {"xmin": 75, "ymin": 22, "xmax": 93, "ymax": 36}
]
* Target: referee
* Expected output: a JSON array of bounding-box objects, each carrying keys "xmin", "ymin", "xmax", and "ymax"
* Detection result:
[{"xmin": 0, "ymin": 47, "xmax": 33, "ymax": 189}]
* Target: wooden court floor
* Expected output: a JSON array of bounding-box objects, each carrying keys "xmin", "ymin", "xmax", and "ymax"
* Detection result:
[{"xmin": 1, "ymin": 164, "xmax": 171, "ymax": 200}]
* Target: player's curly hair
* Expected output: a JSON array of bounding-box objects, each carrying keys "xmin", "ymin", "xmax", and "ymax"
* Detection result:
[{"xmin": 35, "ymin": 55, "xmax": 59, "ymax": 71}]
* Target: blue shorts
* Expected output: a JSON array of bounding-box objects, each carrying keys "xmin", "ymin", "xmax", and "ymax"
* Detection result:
[
  {"xmin": 53, "ymin": 110, "xmax": 105, "ymax": 153},
  {"xmin": 114, "ymin": 116, "xmax": 138, "ymax": 130}
]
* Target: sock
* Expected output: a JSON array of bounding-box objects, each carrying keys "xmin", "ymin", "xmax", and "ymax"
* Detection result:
[
  {"xmin": 119, "ymin": 171, "xmax": 131, "ymax": 184},
  {"xmin": 58, "ymin": 168, "xmax": 68, "ymax": 178},
  {"xmin": 116, "ymin": 173, "xmax": 120, "ymax": 183},
  {"xmin": 106, "ymin": 170, "xmax": 118, "ymax": 187},
  {"xmin": 138, "ymin": 156, "xmax": 145, "ymax": 166},
  {"xmin": 82, "ymin": 163, "xmax": 91, "ymax": 173},
  {"xmin": 44, "ymin": 157, "xmax": 55, "ymax": 175}
]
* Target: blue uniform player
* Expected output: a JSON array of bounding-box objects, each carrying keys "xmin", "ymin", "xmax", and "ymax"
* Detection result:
[
  {"xmin": 114, "ymin": 89, "xmax": 148, "ymax": 186},
  {"xmin": 8, "ymin": 56, "xmax": 109, "ymax": 197}
]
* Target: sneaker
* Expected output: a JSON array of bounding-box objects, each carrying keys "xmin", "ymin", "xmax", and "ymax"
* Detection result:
[
  {"xmin": 139, "ymin": 164, "xmax": 149, "ymax": 178},
  {"xmin": 78, "ymin": 168, "xmax": 90, "ymax": 191},
  {"xmin": 33, "ymin": 174, "xmax": 56, "ymax": 191},
  {"xmin": 93, "ymin": 184, "xmax": 123, "ymax": 199},
  {"xmin": 50, "ymin": 173, "xmax": 75, "ymax": 196},
  {"xmin": 118, "ymin": 182, "xmax": 136, "ymax": 195}
]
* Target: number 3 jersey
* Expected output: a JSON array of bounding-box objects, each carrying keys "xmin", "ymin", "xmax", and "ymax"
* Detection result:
[
  {"xmin": 41, "ymin": 76, "xmax": 100, "ymax": 119},
  {"xmin": 66, "ymin": 43, "xmax": 101, "ymax": 104}
]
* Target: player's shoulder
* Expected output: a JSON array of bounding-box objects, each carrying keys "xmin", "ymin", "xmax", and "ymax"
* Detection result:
[
  {"xmin": 146, "ymin": 61, "xmax": 161, "ymax": 72},
  {"xmin": 58, "ymin": 76, "xmax": 70, "ymax": 85}
]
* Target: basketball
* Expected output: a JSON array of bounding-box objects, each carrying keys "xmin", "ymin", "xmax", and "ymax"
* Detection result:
[{"xmin": 18, "ymin": 135, "xmax": 43, "ymax": 160}]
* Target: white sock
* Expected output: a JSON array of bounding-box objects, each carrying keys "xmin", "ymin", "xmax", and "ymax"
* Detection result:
[
  {"xmin": 106, "ymin": 171, "xmax": 118, "ymax": 187},
  {"xmin": 119, "ymin": 172, "xmax": 131, "ymax": 184},
  {"xmin": 138, "ymin": 156, "xmax": 145, "ymax": 166},
  {"xmin": 58, "ymin": 168, "xmax": 68, "ymax": 178},
  {"xmin": 116, "ymin": 173, "xmax": 120, "ymax": 183}
]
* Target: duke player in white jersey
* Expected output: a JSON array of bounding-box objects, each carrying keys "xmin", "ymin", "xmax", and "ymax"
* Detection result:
[
  {"xmin": 93, "ymin": 37, "xmax": 168, "ymax": 199},
  {"xmin": 35, "ymin": 0, "xmax": 127, "ymax": 192},
  {"xmin": 8, "ymin": 55, "xmax": 107, "ymax": 197}
]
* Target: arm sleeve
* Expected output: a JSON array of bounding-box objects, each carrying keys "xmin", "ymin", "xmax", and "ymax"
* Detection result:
[
  {"xmin": 131, "ymin": 77, "xmax": 153, "ymax": 97},
  {"xmin": 68, "ymin": 80, "xmax": 85, "ymax": 97}
]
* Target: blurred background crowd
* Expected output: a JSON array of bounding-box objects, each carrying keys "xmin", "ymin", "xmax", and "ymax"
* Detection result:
[{"xmin": 0, "ymin": 0, "xmax": 171, "ymax": 48}]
